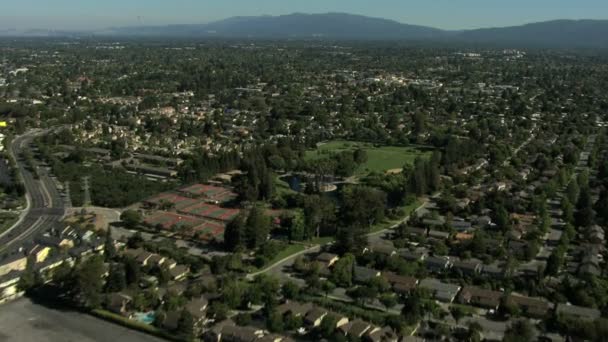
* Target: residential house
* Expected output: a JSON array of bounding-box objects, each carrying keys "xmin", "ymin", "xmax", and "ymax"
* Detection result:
[
  {"xmin": 304, "ymin": 307, "xmax": 328, "ymax": 327},
  {"xmin": 427, "ymin": 230, "xmax": 450, "ymax": 241},
  {"xmin": 0, "ymin": 270, "xmax": 22, "ymax": 303},
  {"xmin": 419, "ymin": 278, "xmax": 462, "ymax": 303},
  {"xmin": 35, "ymin": 235, "xmax": 74, "ymax": 249},
  {"xmin": 0, "ymin": 253, "xmax": 27, "ymax": 277},
  {"xmin": 506, "ymin": 294, "xmax": 551, "ymax": 318},
  {"xmin": 545, "ymin": 229, "xmax": 563, "ymax": 246},
  {"xmin": 458, "ymin": 286, "xmax": 503, "ymax": 310},
  {"xmin": 147, "ymin": 254, "xmax": 166, "ymax": 268},
  {"xmin": 451, "ymin": 259, "xmax": 483, "ymax": 276},
  {"xmin": 372, "ymin": 242, "xmax": 396, "ymax": 257},
  {"xmin": 556, "ymin": 304, "xmax": 601, "ymax": 322},
  {"xmin": 277, "ymin": 301, "xmax": 314, "ymax": 318},
  {"xmin": 28, "ymin": 245, "xmax": 51, "ymax": 263},
  {"xmin": 424, "ymin": 256, "xmax": 452, "ymax": 273},
  {"xmin": 169, "ymin": 265, "xmax": 190, "ymax": 281},
  {"xmin": 316, "ymin": 253, "xmax": 339, "ymax": 268},
  {"xmin": 481, "ymin": 264, "xmax": 505, "ymax": 279},
  {"xmin": 339, "ymin": 319, "xmax": 378, "ymax": 338},
  {"xmin": 219, "ymin": 324, "xmax": 264, "ymax": 342},
  {"xmin": 107, "ymin": 292, "xmax": 133, "ymax": 316},
  {"xmin": 162, "ymin": 311, "xmax": 182, "ymax": 331},
  {"xmin": 382, "ymin": 272, "xmax": 418, "ymax": 295},
  {"xmin": 587, "ymin": 225, "xmax": 605, "ymax": 245},
  {"xmin": 354, "ymin": 266, "xmax": 381, "ymax": 284},
  {"xmin": 451, "ymin": 219, "xmax": 472, "ymax": 232},
  {"xmin": 406, "ymin": 227, "xmax": 428, "ymax": 238},
  {"xmin": 365, "ymin": 327, "xmax": 398, "ymax": 342},
  {"xmin": 398, "ymin": 249, "xmax": 427, "ymax": 262}
]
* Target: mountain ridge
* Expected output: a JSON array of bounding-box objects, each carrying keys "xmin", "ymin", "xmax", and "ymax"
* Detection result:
[{"xmin": 3, "ymin": 13, "xmax": 608, "ymax": 48}]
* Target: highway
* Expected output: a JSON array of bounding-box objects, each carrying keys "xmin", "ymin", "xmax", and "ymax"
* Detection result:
[{"xmin": 0, "ymin": 129, "xmax": 65, "ymax": 253}]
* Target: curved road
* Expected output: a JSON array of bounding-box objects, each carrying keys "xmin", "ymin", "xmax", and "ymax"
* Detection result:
[{"xmin": 0, "ymin": 129, "xmax": 65, "ymax": 253}]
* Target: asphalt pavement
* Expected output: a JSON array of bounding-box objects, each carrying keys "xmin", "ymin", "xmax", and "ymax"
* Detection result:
[
  {"xmin": 0, "ymin": 129, "xmax": 65, "ymax": 253},
  {"xmin": 0, "ymin": 298, "xmax": 166, "ymax": 342}
]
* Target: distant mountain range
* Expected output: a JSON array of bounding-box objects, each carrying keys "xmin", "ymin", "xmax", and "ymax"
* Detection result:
[{"xmin": 4, "ymin": 13, "xmax": 608, "ymax": 48}]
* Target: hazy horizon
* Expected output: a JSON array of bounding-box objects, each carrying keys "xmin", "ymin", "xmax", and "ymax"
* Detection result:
[{"xmin": 2, "ymin": 0, "xmax": 608, "ymax": 31}]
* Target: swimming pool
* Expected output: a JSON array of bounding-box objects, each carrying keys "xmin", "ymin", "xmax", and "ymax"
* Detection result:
[{"xmin": 133, "ymin": 311, "xmax": 156, "ymax": 325}]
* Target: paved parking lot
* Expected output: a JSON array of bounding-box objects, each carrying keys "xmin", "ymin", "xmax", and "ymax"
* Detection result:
[{"xmin": 0, "ymin": 298, "xmax": 166, "ymax": 342}]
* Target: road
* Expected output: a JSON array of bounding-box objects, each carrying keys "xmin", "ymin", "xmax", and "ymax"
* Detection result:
[
  {"xmin": 0, "ymin": 129, "xmax": 65, "ymax": 253},
  {"xmin": 0, "ymin": 298, "xmax": 166, "ymax": 342}
]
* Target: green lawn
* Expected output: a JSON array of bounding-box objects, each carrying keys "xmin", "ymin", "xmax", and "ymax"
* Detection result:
[
  {"xmin": 0, "ymin": 212, "xmax": 19, "ymax": 235},
  {"xmin": 369, "ymin": 199, "xmax": 422, "ymax": 233},
  {"xmin": 274, "ymin": 175, "xmax": 297, "ymax": 196},
  {"xmin": 250, "ymin": 244, "xmax": 307, "ymax": 274},
  {"xmin": 305, "ymin": 140, "xmax": 431, "ymax": 176}
]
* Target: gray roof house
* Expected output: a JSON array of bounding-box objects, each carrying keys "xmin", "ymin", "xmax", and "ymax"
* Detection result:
[
  {"xmin": 419, "ymin": 278, "xmax": 461, "ymax": 303},
  {"xmin": 424, "ymin": 256, "xmax": 452, "ymax": 273},
  {"xmin": 354, "ymin": 266, "xmax": 381, "ymax": 283},
  {"xmin": 556, "ymin": 304, "xmax": 601, "ymax": 321}
]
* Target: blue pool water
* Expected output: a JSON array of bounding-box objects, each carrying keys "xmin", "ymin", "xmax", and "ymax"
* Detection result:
[{"xmin": 133, "ymin": 311, "xmax": 156, "ymax": 325}]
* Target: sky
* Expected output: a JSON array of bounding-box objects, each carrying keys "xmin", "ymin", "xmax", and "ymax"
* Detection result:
[{"xmin": 2, "ymin": 0, "xmax": 608, "ymax": 31}]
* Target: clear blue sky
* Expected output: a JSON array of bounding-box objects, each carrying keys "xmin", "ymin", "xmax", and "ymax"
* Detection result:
[{"xmin": 2, "ymin": 0, "xmax": 607, "ymax": 30}]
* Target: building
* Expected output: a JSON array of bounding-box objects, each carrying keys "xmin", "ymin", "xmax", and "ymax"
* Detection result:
[
  {"xmin": 419, "ymin": 278, "xmax": 461, "ymax": 303},
  {"xmin": 451, "ymin": 259, "xmax": 483, "ymax": 276},
  {"xmin": 424, "ymin": 256, "xmax": 452, "ymax": 273},
  {"xmin": 382, "ymin": 272, "xmax": 418, "ymax": 294},
  {"xmin": 339, "ymin": 319, "xmax": 378, "ymax": 338},
  {"xmin": 458, "ymin": 286, "xmax": 503, "ymax": 310},
  {"xmin": 316, "ymin": 253, "xmax": 340, "ymax": 268},
  {"xmin": 556, "ymin": 304, "xmax": 601, "ymax": 321},
  {"xmin": 304, "ymin": 307, "xmax": 328, "ymax": 327},
  {"xmin": 354, "ymin": 266, "xmax": 381, "ymax": 283},
  {"xmin": 506, "ymin": 294, "xmax": 551, "ymax": 318},
  {"xmin": 0, "ymin": 254, "xmax": 27, "ymax": 277}
]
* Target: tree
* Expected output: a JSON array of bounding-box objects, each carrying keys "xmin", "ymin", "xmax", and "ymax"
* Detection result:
[
  {"xmin": 340, "ymin": 186, "xmax": 386, "ymax": 227},
  {"xmin": 224, "ymin": 213, "xmax": 247, "ymax": 251},
  {"xmin": 503, "ymin": 320, "xmax": 535, "ymax": 342},
  {"xmin": 596, "ymin": 188, "xmax": 608, "ymax": 224},
  {"xmin": 331, "ymin": 254, "xmax": 355, "ymax": 287},
  {"xmin": 285, "ymin": 210, "xmax": 306, "ymax": 242},
  {"xmin": 105, "ymin": 263, "xmax": 127, "ymax": 292},
  {"xmin": 120, "ymin": 210, "xmax": 142, "ymax": 229},
  {"xmin": 303, "ymin": 195, "xmax": 336, "ymax": 238},
  {"xmin": 411, "ymin": 157, "xmax": 428, "ymax": 196},
  {"xmin": 124, "ymin": 256, "xmax": 141, "ymax": 286},
  {"xmin": 245, "ymin": 205, "xmax": 271, "ymax": 249},
  {"xmin": 466, "ymin": 322, "xmax": 483, "ymax": 342},
  {"xmin": 321, "ymin": 280, "xmax": 336, "ymax": 298},
  {"xmin": 450, "ymin": 305, "xmax": 466, "ymax": 323},
  {"xmin": 353, "ymin": 148, "xmax": 368, "ymax": 165},
  {"xmin": 222, "ymin": 279, "xmax": 246, "ymax": 309},
  {"xmin": 380, "ymin": 294, "xmax": 398, "ymax": 311},
  {"xmin": 104, "ymin": 227, "xmax": 116, "ymax": 261},
  {"xmin": 18, "ymin": 256, "xmax": 40, "ymax": 292},
  {"xmin": 282, "ymin": 281, "xmax": 300, "ymax": 300},
  {"xmin": 566, "ymin": 179, "xmax": 580, "ymax": 205},
  {"xmin": 267, "ymin": 309, "xmax": 284, "ymax": 333},
  {"xmin": 127, "ymin": 231, "xmax": 144, "ymax": 249},
  {"xmin": 178, "ymin": 309, "xmax": 195, "ymax": 341},
  {"xmin": 561, "ymin": 198, "xmax": 574, "ymax": 224},
  {"xmin": 495, "ymin": 206, "xmax": 510, "ymax": 232},
  {"xmin": 575, "ymin": 186, "xmax": 595, "ymax": 227},
  {"xmin": 75, "ymin": 255, "xmax": 105, "ymax": 308}
]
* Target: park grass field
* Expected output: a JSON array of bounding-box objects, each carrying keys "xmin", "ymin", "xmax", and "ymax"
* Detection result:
[{"xmin": 305, "ymin": 140, "xmax": 431, "ymax": 176}]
